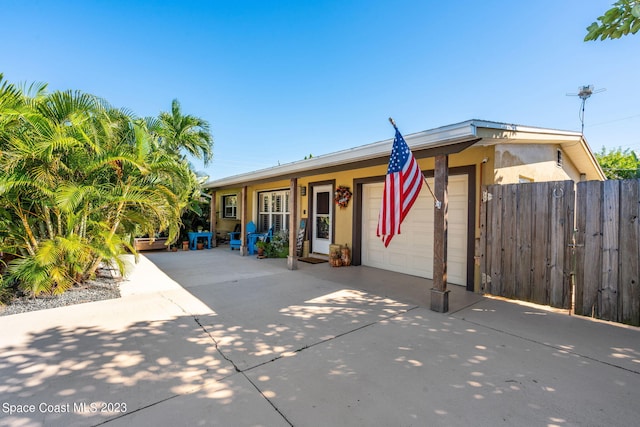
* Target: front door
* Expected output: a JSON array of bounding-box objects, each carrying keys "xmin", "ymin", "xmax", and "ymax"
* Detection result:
[{"xmin": 312, "ymin": 184, "xmax": 332, "ymax": 254}]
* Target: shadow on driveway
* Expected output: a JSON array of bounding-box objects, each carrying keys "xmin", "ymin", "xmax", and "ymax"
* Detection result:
[{"xmin": 1, "ymin": 248, "xmax": 638, "ymax": 426}]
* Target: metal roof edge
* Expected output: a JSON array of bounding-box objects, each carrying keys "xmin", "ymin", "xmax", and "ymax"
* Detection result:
[
  {"xmin": 205, "ymin": 120, "xmax": 479, "ymax": 188},
  {"xmin": 470, "ymin": 120, "xmax": 583, "ymax": 137},
  {"xmin": 203, "ymin": 119, "xmax": 599, "ymax": 189}
]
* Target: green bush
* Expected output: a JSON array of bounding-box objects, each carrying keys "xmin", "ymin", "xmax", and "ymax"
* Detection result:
[
  {"xmin": 264, "ymin": 230, "xmax": 289, "ymax": 258},
  {"xmin": 0, "ymin": 274, "xmax": 18, "ymax": 305}
]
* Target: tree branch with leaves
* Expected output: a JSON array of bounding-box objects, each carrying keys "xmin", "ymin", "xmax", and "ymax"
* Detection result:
[
  {"xmin": 595, "ymin": 147, "xmax": 640, "ymax": 179},
  {"xmin": 585, "ymin": 0, "xmax": 640, "ymax": 41}
]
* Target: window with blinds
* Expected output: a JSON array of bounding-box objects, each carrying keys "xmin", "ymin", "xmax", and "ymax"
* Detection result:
[{"xmin": 258, "ymin": 190, "xmax": 290, "ymax": 232}]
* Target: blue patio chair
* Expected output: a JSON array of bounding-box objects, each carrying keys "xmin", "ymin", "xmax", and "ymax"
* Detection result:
[
  {"xmin": 228, "ymin": 222, "xmax": 257, "ymax": 251},
  {"xmin": 228, "ymin": 223, "xmax": 241, "ymax": 250},
  {"xmin": 247, "ymin": 225, "xmax": 274, "ymax": 255}
]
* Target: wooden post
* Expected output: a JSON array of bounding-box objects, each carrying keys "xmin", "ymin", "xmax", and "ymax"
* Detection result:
[
  {"xmin": 431, "ymin": 154, "xmax": 450, "ymax": 312},
  {"xmin": 209, "ymin": 191, "xmax": 217, "ymax": 247},
  {"xmin": 288, "ymin": 178, "xmax": 299, "ymax": 270},
  {"xmin": 240, "ymin": 186, "xmax": 248, "ymax": 256}
]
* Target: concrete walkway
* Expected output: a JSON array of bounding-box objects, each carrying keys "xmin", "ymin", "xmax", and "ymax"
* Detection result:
[{"xmin": 0, "ymin": 248, "xmax": 638, "ymax": 426}]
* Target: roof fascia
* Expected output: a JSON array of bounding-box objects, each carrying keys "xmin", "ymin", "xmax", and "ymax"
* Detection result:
[
  {"xmin": 205, "ymin": 120, "xmax": 479, "ymax": 189},
  {"xmin": 204, "ymin": 119, "xmax": 606, "ymax": 189}
]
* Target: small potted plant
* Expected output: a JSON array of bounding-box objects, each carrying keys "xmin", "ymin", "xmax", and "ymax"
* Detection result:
[{"xmin": 255, "ymin": 240, "xmax": 268, "ymax": 258}]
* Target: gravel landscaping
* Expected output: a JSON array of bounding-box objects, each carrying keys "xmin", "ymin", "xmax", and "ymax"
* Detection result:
[{"xmin": 0, "ymin": 272, "xmax": 121, "ymax": 317}]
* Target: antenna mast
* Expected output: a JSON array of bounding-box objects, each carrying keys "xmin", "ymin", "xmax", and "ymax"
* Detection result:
[{"xmin": 567, "ymin": 85, "xmax": 605, "ymax": 134}]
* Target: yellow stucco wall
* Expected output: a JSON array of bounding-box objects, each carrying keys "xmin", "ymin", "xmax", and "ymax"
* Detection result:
[
  {"xmin": 214, "ymin": 145, "xmax": 494, "ymax": 248},
  {"xmin": 299, "ymin": 166, "xmax": 381, "ymax": 247},
  {"xmin": 493, "ymin": 144, "xmax": 580, "ymax": 183},
  {"xmin": 212, "ymin": 143, "xmax": 586, "ymax": 254}
]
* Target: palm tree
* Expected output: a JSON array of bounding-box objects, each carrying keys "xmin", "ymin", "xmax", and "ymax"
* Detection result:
[
  {"xmin": 157, "ymin": 99, "xmax": 213, "ymax": 165},
  {"xmin": 0, "ymin": 79, "xmax": 204, "ymax": 296}
]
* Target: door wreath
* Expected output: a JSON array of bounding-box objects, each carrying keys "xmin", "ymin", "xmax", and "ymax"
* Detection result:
[{"xmin": 334, "ymin": 186, "xmax": 352, "ymax": 208}]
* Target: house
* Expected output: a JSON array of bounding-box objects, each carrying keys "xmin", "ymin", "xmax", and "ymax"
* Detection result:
[{"xmin": 204, "ymin": 119, "xmax": 605, "ymax": 292}]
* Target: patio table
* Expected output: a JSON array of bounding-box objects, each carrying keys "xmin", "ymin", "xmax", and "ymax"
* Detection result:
[{"xmin": 187, "ymin": 231, "xmax": 212, "ymax": 250}]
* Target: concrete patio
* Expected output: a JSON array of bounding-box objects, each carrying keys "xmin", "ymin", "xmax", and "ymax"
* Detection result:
[{"xmin": 0, "ymin": 247, "xmax": 638, "ymax": 426}]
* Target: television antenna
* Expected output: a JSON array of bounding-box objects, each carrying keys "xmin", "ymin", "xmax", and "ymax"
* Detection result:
[{"xmin": 566, "ymin": 85, "xmax": 606, "ymax": 134}]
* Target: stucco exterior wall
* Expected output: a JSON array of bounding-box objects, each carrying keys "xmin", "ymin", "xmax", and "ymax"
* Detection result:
[
  {"xmin": 212, "ymin": 144, "xmax": 583, "ymax": 249},
  {"xmin": 493, "ymin": 144, "xmax": 581, "ymax": 184},
  {"xmin": 213, "ymin": 146, "xmax": 492, "ymax": 248},
  {"xmin": 299, "ymin": 166, "xmax": 384, "ymax": 247}
]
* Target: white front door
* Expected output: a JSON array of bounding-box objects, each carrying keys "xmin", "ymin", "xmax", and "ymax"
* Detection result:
[{"xmin": 312, "ymin": 184, "xmax": 332, "ymax": 254}]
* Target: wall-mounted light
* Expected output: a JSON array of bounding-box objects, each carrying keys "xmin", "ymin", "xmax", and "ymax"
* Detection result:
[{"xmin": 300, "ymin": 186, "xmax": 307, "ymax": 196}]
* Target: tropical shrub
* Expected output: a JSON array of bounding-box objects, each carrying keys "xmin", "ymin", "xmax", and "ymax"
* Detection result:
[{"xmin": 0, "ymin": 74, "xmax": 212, "ymax": 297}]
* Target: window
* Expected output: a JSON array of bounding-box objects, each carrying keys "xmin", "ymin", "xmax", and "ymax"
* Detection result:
[
  {"xmin": 222, "ymin": 195, "xmax": 237, "ymax": 219},
  {"xmin": 258, "ymin": 190, "xmax": 290, "ymax": 233},
  {"xmin": 557, "ymin": 149, "xmax": 563, "ymax": 168},
  {"xmin": 315, "ymin": 191, "xmax": 330, "ymax": 239}
]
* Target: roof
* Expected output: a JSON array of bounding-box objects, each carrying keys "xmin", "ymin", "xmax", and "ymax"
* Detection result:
[{"xmin": 204, "ymin": 119, "xmax": 605, "ymax": 189}]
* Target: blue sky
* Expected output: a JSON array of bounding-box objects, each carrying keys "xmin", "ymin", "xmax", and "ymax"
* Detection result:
[{"xmin": 2, "ymin": 0, "xmax": 639, "ymax": 180}]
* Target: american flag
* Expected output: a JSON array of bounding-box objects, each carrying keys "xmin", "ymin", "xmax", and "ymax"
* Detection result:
[{"xmin": 377, "ymin": 126, "xmax": 424, "ymax": 247}]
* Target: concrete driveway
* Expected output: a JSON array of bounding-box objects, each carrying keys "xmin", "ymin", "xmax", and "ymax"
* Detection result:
[{"xmin": 0, "ymin": 248, "xmax": 638, "ymax": 426}]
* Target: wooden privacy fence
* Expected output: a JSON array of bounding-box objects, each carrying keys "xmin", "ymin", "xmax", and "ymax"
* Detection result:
[
  {"xmin": 480, "ymin": 181, "xmax": 575, "ymax": 309},
  {"xmin": 480, "ymin": 179, "xmax": 640, "ymax": 327},
  {"xmin": 574, "ymin": 180, "xmax": 640, "ymax": 325}
]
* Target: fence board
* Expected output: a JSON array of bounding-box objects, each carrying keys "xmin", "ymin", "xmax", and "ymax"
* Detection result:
[
  {"xmin": 483, "ymin": 189, "xmax": 500, "ymax": 294},
  {"xmin": 480, "ymin": 186, "xmax": 489, "ymax": 293},
  {"xmin": 619, "ymin": 180, "xmax": 640, "ymax": 326},
  {"xmin": 561, "ymin": 181, "xmax": 575, "ymax": 309},
  {"xmin": 572, "ymin": 182, "xmax": 587, "ymax": 314},
  {"xmin": 549, "ymin": 181, "xmax": 574, "ymax": 308},
  {"xmin": 580, "ymin": 181, "xmax": 603, "ymax": 317},
  {"xmin": 516, "ymin": 183, "xmax": 534, "ymax": 301},
  {"xmin": 574, "ymin": 182, "xmax": 587, "ymax": 315},
  {"xmin": 489, "ymin": 186, "xmax": 503, "ymax": 295},
  {"xmin": 600, "ymin": 180, "xmax": 620, "ymax": 321},
  {"xmin": 532, "ymin": 183, "xmax": 549, "ymax": 304},
  {"xmin": 501, "ymin": 185, "xmax": 518, "ymax": 299}
]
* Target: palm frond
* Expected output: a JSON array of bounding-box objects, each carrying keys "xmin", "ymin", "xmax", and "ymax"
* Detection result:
[
  {"xmin": 18, "ymin": 80, "xmax": 48, "ymax": 100},
  {"xmin": 55, "ymin": 184, "xmax": 98, "ymax": 213}
]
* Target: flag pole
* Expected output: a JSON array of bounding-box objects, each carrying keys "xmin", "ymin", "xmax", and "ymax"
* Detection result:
[{"xmin": 388, "ymin": 117, "xmax": 441, "ymax": 209}]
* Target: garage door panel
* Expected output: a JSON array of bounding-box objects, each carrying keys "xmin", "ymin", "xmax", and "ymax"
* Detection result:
[
  {"xmin": 362, "ymin": 176, "xmax": 468, "ymax": 286},
  {"xmin": 447, "ymin": 262, "xmax": 465, "ymax": 284},
  {"xmin": 388, "ymin": 252, "xmax": 409, "ymax": 267},
  {"xmin": 448, "ymin": 251, "xmax": 466, "ymax": 264},
  {"xmin": 448, "ymin": 180, "xmax": 466, "ymax": 193},
  {"xmin": 366, "ymin": 249, "xmax": 386, "ymax": 265}
]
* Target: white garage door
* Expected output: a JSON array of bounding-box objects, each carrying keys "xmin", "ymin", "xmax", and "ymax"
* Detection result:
[{"xmin": 362, "ymin": 175, "xmax": 468, "ymax": 286}]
